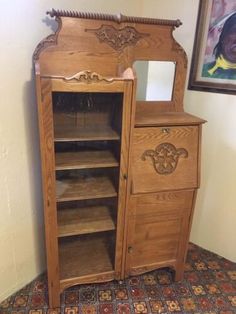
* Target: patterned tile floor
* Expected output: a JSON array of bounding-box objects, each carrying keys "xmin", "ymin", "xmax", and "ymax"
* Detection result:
[{"xmin": 1, "ymin": 243, "xmax": 236, "ymax": 313}]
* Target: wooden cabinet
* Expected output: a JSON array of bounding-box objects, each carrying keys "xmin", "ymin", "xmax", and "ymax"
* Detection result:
[
  {"xmin": 125, "ymin": 112, "xmax": 204, "ymax": 281},
  {"xmin": 34, "ymin": 9, "xmax": 205, "ymax": 308}
]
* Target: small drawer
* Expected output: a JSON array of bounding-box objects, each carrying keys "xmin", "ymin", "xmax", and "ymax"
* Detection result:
[{"xmin": 131, "ymin": 126, "xmax": 199, "ymax": 194}]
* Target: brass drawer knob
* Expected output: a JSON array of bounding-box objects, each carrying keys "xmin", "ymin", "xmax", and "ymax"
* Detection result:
[{"xmin": 162, "ymin": 127, "xmax": 170, "ymax": 134}]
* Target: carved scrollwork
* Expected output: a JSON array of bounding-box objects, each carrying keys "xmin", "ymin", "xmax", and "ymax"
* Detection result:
[
  {"xmin": 86, "ymin": 25, "xmax": 149, "ymax": 51},
  {"xmin": 33, "ymin": 17, "xmax": 62, "ymax": 61},
  {"xmin": 64, "ymin": 70, "xmax": 114, "ymax": 83},
  {"xmin": 61, "ymin": 273, "xmax": 114, "ymax": 291},
  {"xmin": 129, "ymin": 265, "xmax": 161, "ymax": 276},
  {"xmin": 33, "ymin": 34, "xmax": 57, "ymax": 61},
  {"xmin": 142, "ymin": 142, "xmax": 188, "ymax": 175}
]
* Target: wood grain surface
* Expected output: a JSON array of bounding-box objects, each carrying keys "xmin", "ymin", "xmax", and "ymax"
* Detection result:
[
  {"xmin": 57, "ymin": 205, "xmax": 116, "ymax": 237},
  {"xmin": 55, "ymin": 150, "xmax": 119, "ymax": 170},
  {"xmin": 132, "ymin": 126, "xmax": 199, "ymax": 193}
]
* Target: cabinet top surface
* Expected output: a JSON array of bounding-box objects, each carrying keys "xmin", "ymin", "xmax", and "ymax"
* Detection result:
[{"xmin": 135, "ymin": 111, "xmax": 206, "ymax": 127}]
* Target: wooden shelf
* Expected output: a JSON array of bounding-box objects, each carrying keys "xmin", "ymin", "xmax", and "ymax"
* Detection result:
[
  {"xmin": 56, "ymin": 175, "xmax": 117, "ymax": 202},
  {"xmin": 135, "ymin": 111, "xmax": 207, "ymax": 127},
  {"xmin": 55, "ymin": 150, "xmax": 119, "ymax": 170},
  {"xmin": 59, "ymin": 234, "xmax": 114, "ymax": 280},
  {"xmin": 58, "ymin": 205, "xmax": 116, "ymax": 237},
  {"xmin": 54, "ymin": 125, "xmax": 120, "ymax": 142}
]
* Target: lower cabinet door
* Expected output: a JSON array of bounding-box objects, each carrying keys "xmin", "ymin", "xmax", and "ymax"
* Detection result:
[{"xmin": 125, "ymin": 190, "xmax": 195, "ymax": 277}]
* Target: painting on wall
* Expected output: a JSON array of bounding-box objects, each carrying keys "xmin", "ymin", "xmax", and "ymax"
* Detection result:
[{"xmin": 188, "ymin": 0, "xmax": 236, "ymax": 94}]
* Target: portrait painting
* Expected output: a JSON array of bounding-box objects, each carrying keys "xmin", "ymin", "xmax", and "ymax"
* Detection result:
[{"xmin": 188, "ymin": 0, "xmax": 236, "ymax": 94}]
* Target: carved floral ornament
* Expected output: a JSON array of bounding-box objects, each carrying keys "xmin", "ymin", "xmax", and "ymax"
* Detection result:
[
  {"xmin": 142, "ymin": 142, "xmax": 188, "ymax": 175},
  {"xmin": 34, "ymin": 10, "xmax": 182, "ymax": 60},
  {"xmin": 64, "ymin": 70, "xmax": 115, "ymax": 83},
  {"xmin": 86, "ymin": 25, "xmax": 149, "ymax": 51}
]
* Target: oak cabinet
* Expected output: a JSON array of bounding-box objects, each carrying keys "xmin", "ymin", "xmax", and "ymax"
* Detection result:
[{"xmin": 34, "ymin": 9, "xmax": 205, "ymax": 308}]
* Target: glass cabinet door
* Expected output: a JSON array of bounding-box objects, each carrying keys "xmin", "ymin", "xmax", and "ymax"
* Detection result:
[{"xmin": 52, "ymin": 91, "xmax": 124, "ymax": 282}]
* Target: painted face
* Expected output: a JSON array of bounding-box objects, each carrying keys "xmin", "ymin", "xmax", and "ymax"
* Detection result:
[{"xmin": 222, "ymin": 23, "xmax": 236, "ymax": 63}]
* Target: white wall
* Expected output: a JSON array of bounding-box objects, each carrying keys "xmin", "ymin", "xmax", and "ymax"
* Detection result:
[
  {"xmin": 141, "ymin": 0, "xmax": 236, "ymax": 262},
  {"xmin": 146, "ymin": 61, "xmax": 176, "ymax": 100},
  {"xmin": 0, "ymin": 0, "xmax": 142, "ymax": 302}
]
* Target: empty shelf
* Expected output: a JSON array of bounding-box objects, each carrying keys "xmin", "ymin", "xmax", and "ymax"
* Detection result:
[
  {"xmin": 56, "ymin": 175, "xmax": 117, "ymax": 202},
  {"xmin": 54, "ymin": 126, "xmax": 120, "ymax": 142},
  {"xmin": 59, "ymin": 234, "xmax": 114, "ymax": 280},
  {"xmin": 55, "ymin": 150, "xmax": 119, "ymax": 170},
  {"xmin": 58, "ymin": 205, "xmax": 116, "ymax": 237}
]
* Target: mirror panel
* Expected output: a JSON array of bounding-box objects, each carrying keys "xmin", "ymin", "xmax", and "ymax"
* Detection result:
[{"xmin": 134, "ymin": 61, "xmax": 176, "ymax": 101}]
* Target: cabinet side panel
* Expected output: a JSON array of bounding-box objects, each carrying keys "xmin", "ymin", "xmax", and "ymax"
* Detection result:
[
  {"xmin": 114, "ymin": 81, "xmax": 133, "ymax": 279},
  {"xmin": 121, "ymin": 78, "xmax": 137, "ymax": 279},
  {"xmin": 175, "ymin": 189, "xmax": 197, "ymax": 281},
  {"xmin": 36, "ymin": 76, "xmax": 60, "ymax": 308},
  {"xmin": 197, "ymin": 124, "xmax": 203, "ymax": 187}
]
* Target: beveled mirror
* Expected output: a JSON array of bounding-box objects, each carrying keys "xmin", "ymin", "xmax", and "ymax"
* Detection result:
[{"xmin": 134, "ymin": 61, "xmax": 176, "ymax": 101}]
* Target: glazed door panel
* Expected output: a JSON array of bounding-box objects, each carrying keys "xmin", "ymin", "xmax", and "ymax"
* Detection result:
[
  {"xmin": 38, "ymin": 77, "xmax": 134, "ymax": 304},
  {"xmin": 125, "ymin": 190, "xmax": 194, "ymax": 276}
]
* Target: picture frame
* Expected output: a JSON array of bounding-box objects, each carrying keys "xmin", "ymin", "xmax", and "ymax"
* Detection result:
[{"xmin": 188, "ymin": 0, "xmax": 236, "ymax": 94}]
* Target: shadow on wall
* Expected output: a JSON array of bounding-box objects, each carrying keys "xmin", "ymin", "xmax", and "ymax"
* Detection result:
[
  {"xmin": 43, "ymin": 15, "xmax": 58, "ymax": 32},
  {"xmin": 23, "ymin": 69, "xmax": 46, "ymax": 272},
  {"xmin": 19, "ymin": 14, "xmax": 65, "ymax": 274}
]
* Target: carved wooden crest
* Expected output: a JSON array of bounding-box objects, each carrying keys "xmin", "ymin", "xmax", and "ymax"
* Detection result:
[
  {"xmin": 33, "ymin": 34, "xmax": 57, "ymax": 60},
  {"xmin": 86, "ymin": 25, "xmax": 149, "ymax": 51},
  {"xmin": 33, "ymin": 17, "xmax": 62, "ymax": 61},
  {"xmin": 64, "ymin": 70, "xmax": 114, "ymax": 83},
  {"xmin": 142, "ymin": 142, "xmax": 188, "ymax": 175}
]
